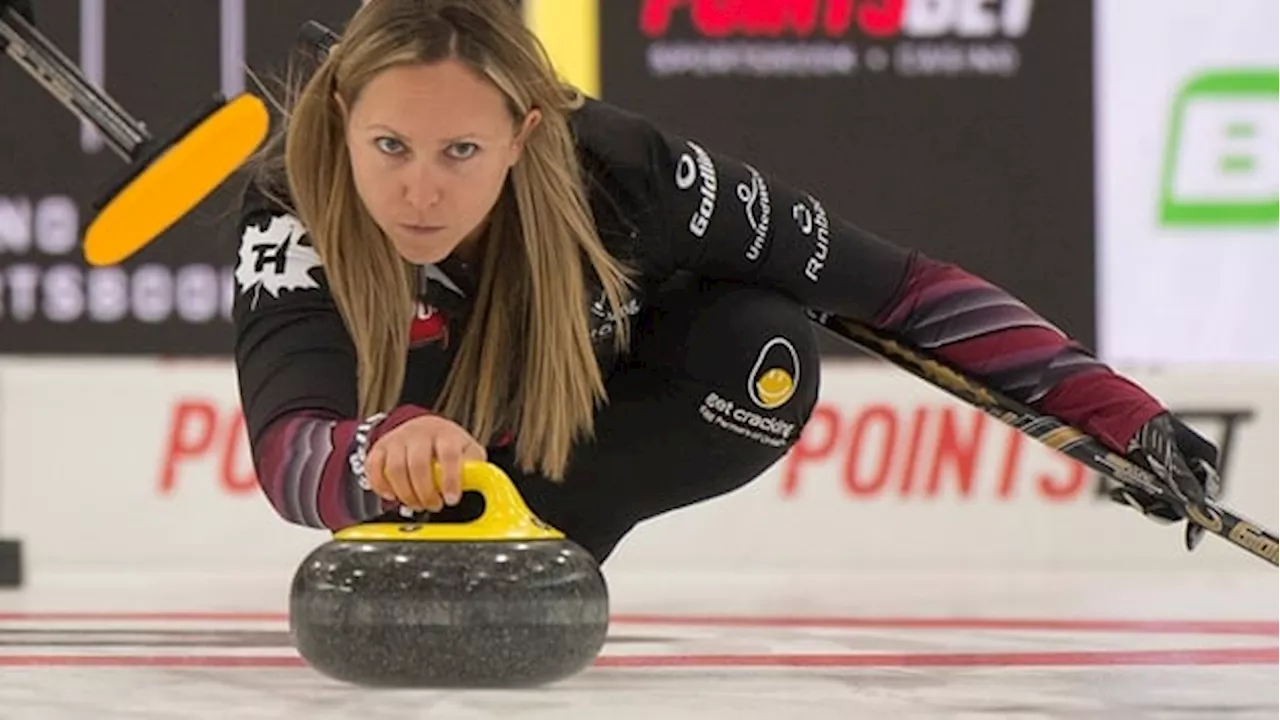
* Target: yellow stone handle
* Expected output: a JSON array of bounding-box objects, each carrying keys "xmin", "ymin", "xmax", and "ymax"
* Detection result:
[{"xmin": 333, "ymin": 462, "xmax": 565, "ymax": 542}]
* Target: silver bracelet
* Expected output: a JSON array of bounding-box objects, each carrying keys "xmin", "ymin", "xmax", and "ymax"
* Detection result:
[{"xmin": 349, "ymin": 411, "xmax": 388, "ymax": 491}]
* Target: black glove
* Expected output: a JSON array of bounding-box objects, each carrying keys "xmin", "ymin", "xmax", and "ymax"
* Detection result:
[{"xmin": 1110, "ymin": 412, "xmax": 1223, "ymax": 551}]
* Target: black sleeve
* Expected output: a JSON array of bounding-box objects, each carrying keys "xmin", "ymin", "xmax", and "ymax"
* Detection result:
[
  {"xmin": 633, "ymin": 119, "xmax": 1166, "ymax": 452},
  {"xmin": 232, "ymin": 200, "xmax": 432, "ymax": 529},
  {"xmin": 639, "ymin": 127, "xmax": 914, "ymax": 323}
]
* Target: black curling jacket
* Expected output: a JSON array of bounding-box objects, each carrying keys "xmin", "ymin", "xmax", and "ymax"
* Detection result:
[{"xmin": 232, "ymin": 97, "xmax": 1164, "ymax": 529}]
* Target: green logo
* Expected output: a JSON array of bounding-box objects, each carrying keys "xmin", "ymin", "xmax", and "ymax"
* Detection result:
[{"xmin": 1159, "ymin": 68, "xmax": 1278, "ymax": 227}]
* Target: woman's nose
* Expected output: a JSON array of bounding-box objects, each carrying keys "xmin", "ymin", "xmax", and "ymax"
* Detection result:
[{"xmin": 403, "ymin": 162, "xmax": 443, "ymax": 209}]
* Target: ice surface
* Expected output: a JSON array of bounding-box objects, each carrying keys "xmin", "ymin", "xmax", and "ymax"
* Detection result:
[{"xmin": 0, "ymin": 569, "xmax": 1275, "ymax": 719}]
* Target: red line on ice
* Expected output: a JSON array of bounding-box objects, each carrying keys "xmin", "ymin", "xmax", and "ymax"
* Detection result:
[
  {"xmin": 0, "ymin": 647, "xmax": 1274, "ymax": 669},
  {"xmin": 0, "ymin": 612, "xmax": 1274, "ymax": 636}
]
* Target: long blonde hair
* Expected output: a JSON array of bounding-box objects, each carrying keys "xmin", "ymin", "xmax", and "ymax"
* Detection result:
[{"xmin": 250, "ymin": 0, "xmax": 634, "ymax": 480}]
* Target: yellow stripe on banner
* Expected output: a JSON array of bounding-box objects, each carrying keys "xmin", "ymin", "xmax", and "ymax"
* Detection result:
[{"xmin": 524, "ymin": 0, "xmax": 600, "ymax": 97}]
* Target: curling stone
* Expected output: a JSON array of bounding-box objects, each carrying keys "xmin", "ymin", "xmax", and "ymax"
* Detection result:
[{"xmin": 289, "ymin": 462, "xmax": 609, "ymax": 688}]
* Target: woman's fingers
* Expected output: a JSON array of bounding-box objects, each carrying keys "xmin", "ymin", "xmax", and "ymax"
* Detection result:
[
  {"xmin": 382, "ymin": 442, "xmax": 426, "ymax": 510},
  {"xmin": 364, "ymin": 444, "xmax": 394, "ymax": 502},
  {"xmin": 365, "ymin": 418, "xmax": 489, "ymax": 511},
  {"xmin": 435, "ymin": 435, "xmax": 465, "ymax": 506},
  {"xmin": 407, "ymin": 441, "xmax": 444, "ymax": 512}
]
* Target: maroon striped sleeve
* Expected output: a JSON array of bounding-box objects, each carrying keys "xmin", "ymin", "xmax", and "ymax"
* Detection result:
[
  {"xmin": 253, "ymin": 405, "xmax": 436, "ymax": 530},
  {"xmin": 873, "ymin": 255, "xmax": 1165, "ymax": 453}
]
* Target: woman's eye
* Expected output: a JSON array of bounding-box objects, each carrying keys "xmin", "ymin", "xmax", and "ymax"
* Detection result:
[
  {"xmin": 374, "ymin": 137, "xmax": 405, "ymax": 155},
  {"xmin": 446, "ymin": 142, "xmax": 479, "ymax": 160}
]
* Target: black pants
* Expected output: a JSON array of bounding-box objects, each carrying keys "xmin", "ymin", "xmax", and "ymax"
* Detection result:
[{"xmin": 436, "ymin": 278, "xmax": 821, "ymax": 564}]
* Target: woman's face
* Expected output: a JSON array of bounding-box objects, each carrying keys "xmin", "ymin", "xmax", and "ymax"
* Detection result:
[{"xmin": 339, "ymin": 59, "xmax": 540, "ymax": 265}]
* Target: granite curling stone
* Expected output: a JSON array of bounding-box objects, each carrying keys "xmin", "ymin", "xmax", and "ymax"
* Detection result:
[{"xmin": 289, "ymin": 462, "xmax": 609, "ymax": 688}]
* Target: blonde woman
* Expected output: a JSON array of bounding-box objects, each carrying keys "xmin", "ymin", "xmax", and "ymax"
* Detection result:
[{"xmin": 233, "ymin": 0, "xmax": 1219, "ymax": 563}]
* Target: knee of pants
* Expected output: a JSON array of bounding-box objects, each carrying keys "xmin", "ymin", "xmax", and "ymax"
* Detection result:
[{"xmin": 638, "ymin": 279, "xmax": 821, "ymax": 439}]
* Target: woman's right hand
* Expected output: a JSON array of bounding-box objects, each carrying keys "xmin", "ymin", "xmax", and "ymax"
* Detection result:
[{"xmin": 365, "ymin": 415, "xmax": 487, "ymax": 512}]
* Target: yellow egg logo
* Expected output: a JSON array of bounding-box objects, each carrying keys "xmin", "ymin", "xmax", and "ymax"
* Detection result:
[
  {"xmin": 748, "ymin": 337, "xmax": 800, "ymax": 410},
  {"xmin": 755, "ymin": 368, "xmax": 795, "ymax": 409}
]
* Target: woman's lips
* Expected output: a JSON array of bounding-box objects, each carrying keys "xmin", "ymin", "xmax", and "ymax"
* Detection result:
[{"xmin": 399, "ymin": 223, "xmax": 444, "ymax": 235}]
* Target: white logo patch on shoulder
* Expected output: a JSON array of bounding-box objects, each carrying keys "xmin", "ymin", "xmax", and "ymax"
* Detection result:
[{"xmin": 235, "ymin": 214, "xmax": 322, "ymax": 308}]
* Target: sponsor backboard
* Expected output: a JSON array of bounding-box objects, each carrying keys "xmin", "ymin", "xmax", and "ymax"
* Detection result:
[{"xmin": 1096, "ymin": 0, "xmax": 1278, "ymax": 365}]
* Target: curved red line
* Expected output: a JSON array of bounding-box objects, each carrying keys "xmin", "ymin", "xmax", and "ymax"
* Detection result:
[
  {"xmin": 0, "ymin": 612, "xmax": 288, "ymax": 622},
  {"xmin": 0, "ymin": 647, "xmax": 1273, "ymax": 669},
  {"xmin": 0, "ymin": 612, "xmax": 1274, "ymax": 636},
  {"xmin": 594, "ymin": 647, "xmax": 1280, "ymax": 668},
  {"xmin": 609, "ymin": 615, "xmax": 1280, "ymax": 636}
]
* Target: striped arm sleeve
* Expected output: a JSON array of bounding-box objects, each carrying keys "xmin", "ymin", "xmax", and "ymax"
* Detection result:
[
  {"xmin": 873, "ymin": 255, "xmax": 1165, "ymax": 453},
  {"xmin": 254, "ymin": 405, "xmax": 435, "ymax": 530}
]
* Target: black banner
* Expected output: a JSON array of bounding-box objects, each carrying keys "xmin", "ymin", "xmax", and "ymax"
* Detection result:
[
  {"xmin": 2, "ymin": 0, "xmax": 1096, "ymax": 358},
  {"xmin": 599, "ymin": 0, "xmax": 1096, "ymax": 356},
  {"xmin": 0, "ymin": 0, "xmax": 359, "ymax": 355}
]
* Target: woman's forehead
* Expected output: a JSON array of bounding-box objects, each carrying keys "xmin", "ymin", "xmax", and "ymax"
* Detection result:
[{"xmin": 353, "ymin": 62, "xmax": 512, "ymax": 136}]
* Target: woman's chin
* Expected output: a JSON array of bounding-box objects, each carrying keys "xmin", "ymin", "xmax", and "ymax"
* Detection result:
[{"xmin": 393, "ymin": 239, "xmax": 454, "ymax": 266}]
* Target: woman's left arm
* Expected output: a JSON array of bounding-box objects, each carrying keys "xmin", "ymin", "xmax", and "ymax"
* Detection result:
[{"xmin": 635, "ymin": 123, "xmax": 1164, "ymax": 454}]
